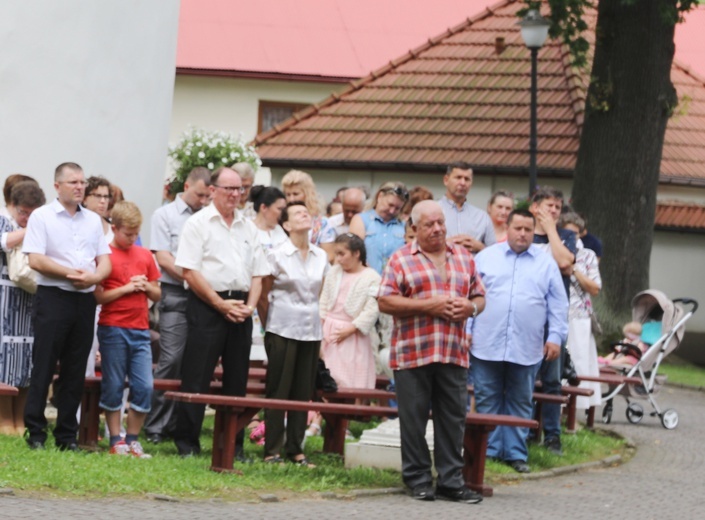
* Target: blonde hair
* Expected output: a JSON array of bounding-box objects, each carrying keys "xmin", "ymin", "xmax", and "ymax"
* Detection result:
[
  {"xmin": 623, "ymin": 321, "xmax": 642, "ymax": 338},
  {"xmin": 281, "ymin": 170, "xmax": 322, "ymax": 216},
  {"xmin": 111, "ymin": 200, "xmax": 142, "ymax": 229},
  {"xmin": 367, "ymin": 181, "xmax": 408, "ymax": 211}
]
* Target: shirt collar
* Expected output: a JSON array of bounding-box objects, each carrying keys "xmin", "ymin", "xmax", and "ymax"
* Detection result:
[
  {"xmin": 411, "ymin": 240, "xmax": 454, "ymax": 257},
  {"xmin": 282, "ymin": 238, "xmax": 322, "ymax": 257},
  {"xmin": 502, "ymin": 241, "xmax": 538, "ymax": 257},
  {"xmin": 174, "ymin": 193, "xmax": 193, "ymax": 214},
  {"xmin": 441, "ymin": 195, "xmax": 468, "ymax": 211},
  {"xmin": 203, "ymin": 202, "xmax": 244, "ymax": 224},
  {"xmin": 52, "ymin": 198, "xmax": 83, "ymax": 215}
]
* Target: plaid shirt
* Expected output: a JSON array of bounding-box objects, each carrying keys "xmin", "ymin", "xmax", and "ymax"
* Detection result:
[{"xmin": 378, "ymin": 241, "xmax": 485, "ymax": 370}]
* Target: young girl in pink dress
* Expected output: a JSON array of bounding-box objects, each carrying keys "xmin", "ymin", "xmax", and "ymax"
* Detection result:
[{"xmin": 319, "ymin": 234, "xmax": 381, "ymax": 389}]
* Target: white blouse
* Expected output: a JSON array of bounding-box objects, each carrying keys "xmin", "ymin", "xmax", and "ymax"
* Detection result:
[{"xmin": 265, "ymin": 239, "xmax": 329, "ymax": 341}]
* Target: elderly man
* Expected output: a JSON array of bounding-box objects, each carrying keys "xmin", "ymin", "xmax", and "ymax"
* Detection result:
[
  {"xmin": 144, "ymin": 167, "xmax": 211, "ymax": 444},
  {"xmin": 232, "ymin": 162, "xmax": 256, "ymax": 219},
  {"xmin": 438, "ymin": 162, "xmax": 496, "ymax": 253},
  {"xmin": 470, "ymin": 209, "xmax": 568, "ymax": 473},
  {"xmin": 378, "ymin": 200, "xmax": 485, "ymax": 504},
  {"xmin": 23, "ymin": 162, "xmax": 112, "ymax": 450},
  {"xmin": 530, "ymin": 186, "xmax": 577, "ymax": 456},
  {"xmin": 320, "ymin": 187, "xmax": 366, "ymax": 262},
  {"xmin": 172, "ymin": 167, "xmax": 269, "ymax": 459}
]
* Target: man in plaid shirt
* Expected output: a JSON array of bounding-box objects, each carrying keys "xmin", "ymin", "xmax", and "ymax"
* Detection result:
[{"xmin": 378, "ymin": 200, "xmax": 486, "ymax": 505}]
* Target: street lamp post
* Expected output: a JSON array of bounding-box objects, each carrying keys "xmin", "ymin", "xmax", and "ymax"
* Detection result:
[{"xmin": 518, "ymin": 10, "xmax": 550, "ymax": 196}]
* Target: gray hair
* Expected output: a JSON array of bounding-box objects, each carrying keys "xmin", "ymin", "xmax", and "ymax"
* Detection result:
[
  {"xmin": 231, "ymin": 162, "xmax": 255, "ymax": 180},
  {"xmin": 410, "ymin": 200, "xmax": 442, "ymax": 226}
]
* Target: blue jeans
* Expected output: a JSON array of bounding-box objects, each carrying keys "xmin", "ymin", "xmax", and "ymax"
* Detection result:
[
  {"xmin": 537, "ymin": 344, "xmax": 565, "ymax": 440},
  {"xmin": 472, "ymin": 355, "xmax": 542, "ymax": 462},
  {"xmin": 97, "ymin": 326, "xmax": 153, "ymax": 413}
]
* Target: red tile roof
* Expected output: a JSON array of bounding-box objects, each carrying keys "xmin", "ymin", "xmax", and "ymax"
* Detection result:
[
  {"xmin": 253, "ymin": 0, "xmax": 705, "ymax": 185},
  {"xmin": 176, "ymin": 1, "xmax": 705, "ymax": 80},
  {"xmin": 176, "ymin": 0, "xmax": 500, "ymax": 81},
  {"xmin": 655, "ymin": 201, "xmax": 705, "ymax": 231}
]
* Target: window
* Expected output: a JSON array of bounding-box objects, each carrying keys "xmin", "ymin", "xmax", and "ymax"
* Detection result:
[{"xmin": 258, "ymin": 100, "xmax": 310, "ymax": 134}]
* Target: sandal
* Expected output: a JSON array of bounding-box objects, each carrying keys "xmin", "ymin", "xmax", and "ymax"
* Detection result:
[
  {"xmin": 263, "ymin": 455, "xmax": 284, "ymax": 464},
  {"xmin": 288, "ymin": 455, "xmax": 316, "ymax": 468}
]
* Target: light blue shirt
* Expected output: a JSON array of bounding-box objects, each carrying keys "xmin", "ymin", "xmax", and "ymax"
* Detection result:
[
  {"xmin": 360, "ymin": 209, "xmax": 405, "ymax": 275},
  {"xmin": 439, "ymin": 196, "xmax": 496, "ymax": 246},
  {"xmin": 471, "ymin": 242, "xmax": 568, "ymax": 366}
]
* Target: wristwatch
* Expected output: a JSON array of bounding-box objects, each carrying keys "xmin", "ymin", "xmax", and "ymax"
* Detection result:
[
  {"xmin": 470, "ymin": 301, "xmax": 478, "ymax": 318},
  {"xmin": 247, "ymin": 305, "xmax": 255, "ymax": 314}
]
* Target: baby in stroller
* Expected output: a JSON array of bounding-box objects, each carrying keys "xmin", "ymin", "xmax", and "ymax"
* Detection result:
[{"xmin": 599, "ymin": 321, "xmax": 650, "ymax": 367}]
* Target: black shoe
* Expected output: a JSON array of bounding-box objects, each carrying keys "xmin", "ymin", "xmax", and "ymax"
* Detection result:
[
  {"xmin": 235, "ymin": 451, "xmax": 254, "ymax": 464},
  {"xmin": 146, "ymin": 433, "xmax": 165, "ymax": 444},
  {"xmin": 508, "ymin": 460, "xmax": 530, "ymax": 473},
  {"xmin": 436, "ymin": 486, "xmax": 483, "ymax": 504},
  {"xmin": 544, "ymin": 436, "xmax": 563, "ymax": 456},
  {"xmin": 27, "ymin": 440, "xmax": 45, "ymax": 450},
  {"xmin": 411, "ymin": 483, "xmax": 435, "ymax": 501},
  {"xmin": 57, "ymin": 442, "xmax": 80, "ymax": 452}
]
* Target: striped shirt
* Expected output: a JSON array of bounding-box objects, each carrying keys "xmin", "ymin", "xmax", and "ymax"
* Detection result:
[{"xmin": 378, "ymin": 241, "xmax": 485, "ymax": 370}]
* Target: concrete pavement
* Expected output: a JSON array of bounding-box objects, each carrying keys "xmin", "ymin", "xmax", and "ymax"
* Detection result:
[{"xmin": 1, "ymin": 385, "xmax": 701, "ymax": 519}]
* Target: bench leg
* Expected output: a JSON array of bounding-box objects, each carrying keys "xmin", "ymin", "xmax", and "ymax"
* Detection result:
[
  {"xmin": 210, "ymin": 407, "xmax": 258, "ymax": 473},
  {"xmin": 463, "ymin": 424, "xmax": 494, "ymax": 498},
  {"xmin": 78, "ymin": 385, "xmax": 101, "ymax": 447},
  {"xmin": 586, "ymin": 406, "xmax": 595, "ymax": 428},
  {"xmin": 565, "ymin": 394, "xmax": 577, "ymax": 434},
  {"xmin": 321, "ymin": 414, "xmax": 347, "ymax": 456}
]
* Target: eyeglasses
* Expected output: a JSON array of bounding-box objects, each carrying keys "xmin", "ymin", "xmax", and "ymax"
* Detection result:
[
  {"xmin": 384, "ymin": 186, "xmax": 409, "ymax": 201},
  {"xmin": 86, "ymin": 193, "xmax": 111, "ymax": 200},
  {"xmin": 214, "ymin": 185, "xmax": 246, "ymax": 194}
]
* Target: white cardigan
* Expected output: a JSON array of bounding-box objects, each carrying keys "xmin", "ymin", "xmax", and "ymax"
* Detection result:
[{"xmin": 319, "ymin": 265, "xmax": 381, "ymax": 335}]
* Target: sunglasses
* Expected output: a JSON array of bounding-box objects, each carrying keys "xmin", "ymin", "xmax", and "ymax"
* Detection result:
[{"xmin": 385, "ymin": 186, "xmax": 409, "ymax": 201}]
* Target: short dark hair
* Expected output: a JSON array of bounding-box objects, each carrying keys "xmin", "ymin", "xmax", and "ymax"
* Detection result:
[
  {"xmin": 10, "ymin": 181, "xmax": 45, "ymax": 208},
  {"xmin": 279, "ymin": 201, "xmax": 307, "ymax": 231},
  {"xmin": 507, "ymin": 209, "xmax": 536, "ymax": 226},
  {"xmin": 3, "ymin": 174, "xmax": 37, "ymax": 205},
  {"xmin": 334, "ymin": 233, "xmax": 367, "ymax": 266},
  {"xmin": 446, "ymin": 161, "xmax": 472, "ymax": 174},
  {"xmin": 531, "ymin": 186, "xmax": 564, "ymax": 205},
  {"xmin": 249, "ymin": 185, "xmax": 285, "ymax": 213},
  {"xmin": 54, "ymin": 162, "xmax": 82, "ymax": 181},
  {"xmin": 85, "ymin": 176, "xmax": 111, "ymax": 197},
  {"xmin": 186, "ymin": 166, "xmax": 211, "ymax": 186}
]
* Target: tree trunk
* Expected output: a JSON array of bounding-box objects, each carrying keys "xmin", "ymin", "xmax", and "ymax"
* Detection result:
[{"xmin": 571, "ymin": 0, "xmax": 678, "ymax": 332}]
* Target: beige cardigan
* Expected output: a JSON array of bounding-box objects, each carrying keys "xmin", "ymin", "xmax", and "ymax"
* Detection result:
[{"xmin": 319, "ymin": 265, "xmax": 381, "ymax": 335}]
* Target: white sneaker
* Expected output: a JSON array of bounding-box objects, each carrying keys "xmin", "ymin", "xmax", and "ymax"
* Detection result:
[
  {"xmin": 109, "ymin": 441, "xmax": 130, "ymax": 456},
  {"xmin": 128, "ymin": 441, "xmax": 152, "ymax": 459}
]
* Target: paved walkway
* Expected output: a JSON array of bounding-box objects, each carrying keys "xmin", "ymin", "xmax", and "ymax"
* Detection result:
[{"xmin": 2, "ymin": 386, "xmax": 701, "ymax": 519}]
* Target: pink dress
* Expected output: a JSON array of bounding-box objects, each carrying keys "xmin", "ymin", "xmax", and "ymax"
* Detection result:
[{"xmin": 321, "ymin": 271, "xmax": 375, "ymax": 389}]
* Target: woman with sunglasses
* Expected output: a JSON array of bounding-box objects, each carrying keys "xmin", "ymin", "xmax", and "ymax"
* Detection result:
[{"xmin": 349, "ymin": 182, "xmax": 408, "ymax": 275}]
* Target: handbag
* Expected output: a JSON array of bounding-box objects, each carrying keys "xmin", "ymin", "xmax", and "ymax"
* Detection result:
[
  {"xmin": 562, "ymin": 348, "xmax": 580, "ymax": 386},
  {"xmin": 315, "ymin": 358, "xmax": 338, "ymax": 393},
  {"xmin": 7, "ymin": 245, "xmax": 37, "ymax": 294}
]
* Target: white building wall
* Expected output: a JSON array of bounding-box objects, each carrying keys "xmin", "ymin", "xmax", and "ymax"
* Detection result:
[{"xmin": 0, "ymin": 1, "xmax": 180, "ymax": 244}]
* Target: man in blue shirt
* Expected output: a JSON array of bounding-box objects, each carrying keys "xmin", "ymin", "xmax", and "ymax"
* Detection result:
[{"xmin": 471, "ymin": 209, "xmax": 568, "ymax": 473}]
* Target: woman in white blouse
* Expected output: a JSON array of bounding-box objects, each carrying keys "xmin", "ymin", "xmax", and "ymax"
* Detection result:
[{"xmin": 258, "ymin": 201, "xmax": 329, "ymax": 467}]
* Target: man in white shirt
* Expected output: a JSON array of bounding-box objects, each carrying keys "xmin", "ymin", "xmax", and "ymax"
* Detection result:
[
  {"xmin": 438, "ymin": 162, "xmax": 496, "ymax": 253},
  {"xmin": 144, "ymin": 167, "xmax": 211, "ymax": 444},
  {"xmin": 22, "ymin": 162, "xmax": 112, "ymax": 451},
  {"xmin": 320, "ymin": 187, "xmax": 366, "ymax": 262},
  {"xmin": 172, "ymin": 167, "xmax": 269, "ymax": 460}
]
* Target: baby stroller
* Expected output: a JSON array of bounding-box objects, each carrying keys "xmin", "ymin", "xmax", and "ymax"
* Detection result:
[{"xmin": 599, "ymin": 290, "xmax": 698, "ymax": 429}]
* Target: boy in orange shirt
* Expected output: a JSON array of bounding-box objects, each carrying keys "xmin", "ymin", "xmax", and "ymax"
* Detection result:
[{"xmin": 95, "ymin": 201, "xmax": 161, "ymax": 457}]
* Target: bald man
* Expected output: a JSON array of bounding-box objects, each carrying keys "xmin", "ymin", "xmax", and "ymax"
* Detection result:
[{"xmin": 320, "ymin": 187, "xmax": 366, "ymax": 262}]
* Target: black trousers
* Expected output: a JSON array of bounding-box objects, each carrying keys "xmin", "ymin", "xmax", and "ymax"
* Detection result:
[
  {"xmin": 173, "ymin": 291, "xmax": 252, "ymax": 454},
  {"xmin": 24, "ymin": 286, "xmax": 97, "ymax": 445}
]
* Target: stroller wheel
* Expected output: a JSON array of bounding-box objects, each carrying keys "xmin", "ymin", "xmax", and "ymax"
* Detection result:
[
  {"xmin": 626, "ymin": 403, "xmax": 644, "ymax": 424},
  {"xmin": 602, "ymin": 407, "xmax": 612, "ymax": 424},
  {"xmin": 661, "ymin": 409, "xmax": 679, "ymax": 430}
]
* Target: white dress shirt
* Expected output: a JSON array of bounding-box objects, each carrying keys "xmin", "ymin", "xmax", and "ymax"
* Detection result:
[
  {"xmin": 22, "ymin": 199, "xmax": 111, "ymax": 292},
  {"xmin": 265, "ymin": 240, "xmax": 330, "ymax": 341},
  {"xmin": 175, "ymin": 203, "xmax": 269, "ymax": 291}
]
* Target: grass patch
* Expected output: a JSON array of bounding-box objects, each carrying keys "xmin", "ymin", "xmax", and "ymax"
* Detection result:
[
  {"xmin": 658, "ymin": 360, "xmax": 705, "ymax": 388},
  {"xmin": 0, "ymin": 416, "xmax": 627, "ymax": 500}
]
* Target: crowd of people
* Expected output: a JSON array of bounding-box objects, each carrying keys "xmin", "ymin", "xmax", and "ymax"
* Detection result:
[{"xmin": 0, "ymin": 160, "xmax": 611, "ymax": 504}]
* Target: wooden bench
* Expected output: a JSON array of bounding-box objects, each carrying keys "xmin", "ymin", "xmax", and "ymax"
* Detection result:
[
  {"xmin": 165, "ymin": 391, "xmax": 537, "ymax": 497},
  {"xmin": 561, "ymin": 386, "xmax": 595, "ymax": 433},
  {"xmin": 0, "ymin": 382, "xmax": 19, "ymax": 396}
]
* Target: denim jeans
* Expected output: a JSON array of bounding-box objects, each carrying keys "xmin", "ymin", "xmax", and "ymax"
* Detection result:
[
  {"xmin": 471, "ymin": 355, "xmax": 542, "ymax": 462},
  {"xmin": 97, "ymin": 326, "xmax": 153, "ymax": 413}
]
